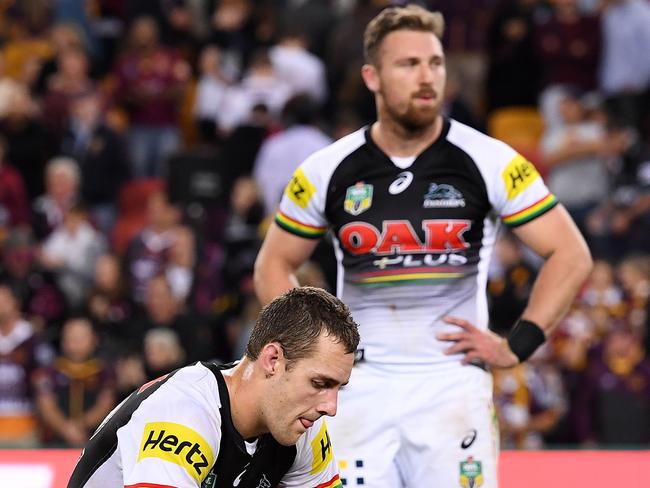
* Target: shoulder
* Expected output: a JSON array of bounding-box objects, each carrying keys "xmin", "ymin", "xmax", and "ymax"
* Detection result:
[
  {"xmin": 446, "ymin": 119, "xmax": 518, "ymax": 169},
  {"xmin": 299, "ymin": 128, "xmax": 366, "ymax": 175}
]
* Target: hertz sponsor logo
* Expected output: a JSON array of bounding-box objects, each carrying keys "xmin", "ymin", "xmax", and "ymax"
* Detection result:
[
  {"xmin": 286, "ymin": 167, "xmax": 316, "ymax": 208},
  {"xmin": 310, "ymin": 420, "xmax": 333, "ymax": 475},
  {"xmin": 502, "ymin": 155, "xmax": 540, "ymax": 200},
  {"xmin": 138, "ymin": 422, "xmax": 214, "ymax": 482}
]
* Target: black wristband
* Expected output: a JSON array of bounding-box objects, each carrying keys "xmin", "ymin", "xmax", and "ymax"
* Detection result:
[{"xmin": 507, "ymin": 319, "xmax": 546, "ymax": 363}]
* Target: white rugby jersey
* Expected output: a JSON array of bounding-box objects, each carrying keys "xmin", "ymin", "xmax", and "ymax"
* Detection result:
[
  {"xmin": 276, "ymin": 118, "xmax": 557, "ymax": 368},
  {"xmin": 68, "ymin": 362, "xmax": 342, "ymax": 488}
]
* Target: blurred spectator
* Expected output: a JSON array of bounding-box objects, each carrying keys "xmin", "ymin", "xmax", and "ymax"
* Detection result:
[
  {"xmin": 193, "ymin": 44, "xmax": 231, "ymax": 138},
  {"xmin": 34, "ymin": 23, "xmax": 88, "ymax": 96},
  {"xmin": 599, "ymin": 0, "xmax": 650, "ymax": 134},
  {"xmin": 219, "ymin": 102, "xmax": 274, "ymax": 188},
  {"xmin": 488, "ymin": 233, "xmax": 537, "ymax": 336},
  {"xmin": 126, "ymin": 0, "xmax": 196, "ymax": 51},
  {"xmin": 534, "ymin": 0, "xmax": 601, "ymax": 94},
  {"xmin": 114, "ymin": 351, "xmax": 146, "ymax": 403},
  {"xmin": 208, "ymin": 0, "xmax": 257, "ymax": 75},
  {"xmin": 219, "ymin": 49, "xmax": 292, "ymax": 132},
  {"xmin": 0, "ymin": 283, "xmax": 53, "ymax": 447},
  {"xmin": 143, "ymin": 327, "xmax": 186, "ymax": 380},
  {"xmin": 223, "ymin": 177, "xmax": 264, "ymax": 295},
  {"xmin": 42, "ymin": 47, "xmax": 95, "ymax": 144},
  {"xmin": 86, "ymin": 254, "xmax": 133, "ymax": 351},
  {"xmin": 493, "ymin": 350, "xmax": 567, "ymax": 449},
  {"xmin": 485, "ymin": 0, "xmax": 542, "ymax": 112},
  {"xmin": 124, "ymin": 191, "xmax": 194, "ymax": 304},
  {"xmin": 580, "ymin": 259, "xmax": 626, "ymax": 332},
  {"xmin": 0, "ymin": 134, "xmax": 30, "ymax": 227},
  {"xmin": 540, "ymin": 90, "xmax": 625, "ymax": 237},
  {"xmin": 32, "ymin": 156, "xmax": 80, "ymax": 240},
  {"xmin": 40, "ymin": 203, "xmax": 107, "ymax": 308},
  {"xmin": 61, "ymin": 90, "xmax": 129, "ymax": 234},
  {"xmin": 280, "ymin": 0, "xmax": 339, "ymax": 60},
  {"xmin": 0, "ymin": 228, "xmax": 66, "ymax": 335},
  {"xmin": 0, "ymin": 53, "xmax": 22, "ymax": 119},
  {"xmin": 112, "ymin": 16, "xmax": 190, "ymax": 178},
  {"xmin": 575, "ymin": 321, "xmax": 650, "ymax": 445},
  {"xmin": 253, "ymin": 94, "xmax": 331, "ymax": 215},
  {"xmin": 35, "ymin": 317, "xmax": 116, "ymax": 447},
  {"xmin": 269, "ymin": 29, "xmax": 328, "ymax": 105},
  {"xmin": 617, "ymin": 255, "xmax": 650, "ymax": 328},
  {"xmin": 130, "ymin": 275, "xmax": 212, "ymax": 363},
  {"xmin": 0, "ymin": 84, "xmax": 53, "ymax": 201}
]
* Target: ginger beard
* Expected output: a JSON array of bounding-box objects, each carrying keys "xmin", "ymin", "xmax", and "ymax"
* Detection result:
[{"xmin": 380, "ymin": 83, "xmax": 442, "ymax": 133}]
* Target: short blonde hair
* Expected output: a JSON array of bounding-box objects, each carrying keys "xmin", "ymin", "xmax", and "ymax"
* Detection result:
[{"xmin": 363, "ymin": 4, "xmax": 445, "ymax": 66}]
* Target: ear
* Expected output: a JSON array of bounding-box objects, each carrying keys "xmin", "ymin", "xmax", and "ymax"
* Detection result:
[
  {"xmin": 361, "ymin": 64, "xmax": 380, "ymax": 93},
  {"xmin": 258, "ymin": 342, "xmax": 285, "ymax": 378}
]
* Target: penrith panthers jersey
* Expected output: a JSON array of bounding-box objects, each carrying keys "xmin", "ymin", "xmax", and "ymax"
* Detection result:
[
  {"xmin": 276, "ymin": 118, "xmax": 557, "ymax": 368},
  {"xmin": 68, "ymin": 362, "xmax": 342, "ymax": 488}
]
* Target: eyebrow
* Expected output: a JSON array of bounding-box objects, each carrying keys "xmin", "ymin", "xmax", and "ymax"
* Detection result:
[{"xmin": 313, "ymin": 375, "xmax": 348, "ymax": 388}]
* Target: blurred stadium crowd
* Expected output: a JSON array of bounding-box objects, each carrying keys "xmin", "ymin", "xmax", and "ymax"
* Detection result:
[{"xmin": 0, "ymin": 0, "xmax": 648, "ymax": 450}]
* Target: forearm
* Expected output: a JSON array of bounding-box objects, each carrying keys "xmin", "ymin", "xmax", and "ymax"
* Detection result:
[
  {"xmin": 521, "ymin": 245, "xmax": 592, "ymax": 334},
  {"xmin": 82, "ymin": 390, "xmax": 115, "ymax": 430},
  {"xmin": 254, "ymin": 257, "xmax": 300, "ymax": 305},
  {"xmin": 36, "ymin": 394, "xmax": 71, "ymax": 435}
]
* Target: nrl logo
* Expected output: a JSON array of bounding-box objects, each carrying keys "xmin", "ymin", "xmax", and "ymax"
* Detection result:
[
  {"xmin": 344, "ymin": 182, "xmax": 373, "ymax": 216},
  {"xmin": 423, "ymin": 183, "xmax": 466, "ymax": 208}
]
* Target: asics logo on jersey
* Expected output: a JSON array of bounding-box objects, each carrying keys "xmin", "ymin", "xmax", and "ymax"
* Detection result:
[
  {"xmin": 389, "ymin": 171, "xmax": 414, "ymax": 195},
  {"xmin": 461, "ymin": 429, "xmax": 478, "ymax": 449},
  {"xmin": 339, "ymin": 219, "xmax": 471, "ymax": 256},
  {"xmin": 233, "ymin": 463, "xmax": 250, "ymax": 486}
]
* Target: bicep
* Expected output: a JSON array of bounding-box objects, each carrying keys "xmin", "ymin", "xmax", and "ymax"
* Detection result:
[
  {"xmin": 511, "ymin": 205, "xmax": 586, "ymax": 258},
  {"xmin": 256, "ymin": 223, "xmax": 320, "ymax": 272}
]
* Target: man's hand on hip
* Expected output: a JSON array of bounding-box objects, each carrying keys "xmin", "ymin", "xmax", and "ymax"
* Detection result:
[{"xmin": 436, "ymin": 316, "xmax": 519, "ymax": 368}]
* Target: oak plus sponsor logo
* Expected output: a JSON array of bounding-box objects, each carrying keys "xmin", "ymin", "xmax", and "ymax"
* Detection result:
[
  {"xmin": 138, "ymin": 421, "xmax": 214, "ymax": 482},
  {"xmin": 423, "ymin": 183, "xmax": 466, "ymax": 208},
  {"xmin": 389, "ymin": 171, "xmax": 414, "ymax": 195}
]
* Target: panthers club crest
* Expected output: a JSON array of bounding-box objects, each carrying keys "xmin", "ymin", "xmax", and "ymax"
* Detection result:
[{"xmin": 344, "ymin": 182, "xmax": 373, "ymax": 216}]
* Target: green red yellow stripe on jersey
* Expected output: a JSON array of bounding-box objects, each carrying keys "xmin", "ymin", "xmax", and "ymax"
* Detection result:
[
  {"xmin": 315, "ymin": 474, "xmax": 343, "ymax": 488},
  {"xmin": 275, "ymin": 211, "xmax": 328, "ymax": 238},
  {"xmin": 502, "ymin": 193, "xmax": 558, "ymax": 228},
  {"xmin": 350, "ymin": 266, "xmax": 476, "ymax": 286}
]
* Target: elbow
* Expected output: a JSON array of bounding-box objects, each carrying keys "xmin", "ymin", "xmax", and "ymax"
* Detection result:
[{"xmin": 573, "ymin": 241, "xmax": 594, "ymax": 281}]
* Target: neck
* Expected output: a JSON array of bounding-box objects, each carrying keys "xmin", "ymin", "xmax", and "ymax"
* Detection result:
[
  {"xmin": 371, "ymin": 114, "xmax": 443, "ymax": 157},
  {"xmin": 223, "ymin": 358, "xmax": 266, "ymax": 440}
]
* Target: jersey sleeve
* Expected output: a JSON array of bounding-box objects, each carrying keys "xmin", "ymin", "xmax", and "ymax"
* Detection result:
[
  {"xmin": 118, "ymin": 384, "xmax": 221, "ymax": 488},
  {"xmin": 275, "ymin": 157, "xmax": 329, "ymax": 239},
  {"xmin": 279, "ymin": 418, "xmax": 343, "ymax": 488},
  {"xmin": 490, "ymin": 151, "xmax": 558, "ymax": 229}
]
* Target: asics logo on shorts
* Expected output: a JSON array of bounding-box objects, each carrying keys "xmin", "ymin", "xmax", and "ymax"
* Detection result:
[{"xmin": 389, "ymin": 171, "xmax": 414, "ymax": 195}]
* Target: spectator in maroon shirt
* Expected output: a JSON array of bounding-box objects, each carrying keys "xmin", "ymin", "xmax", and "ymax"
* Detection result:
[
  {"xmin": 42, "ymin": 47, "xmax": 95, "ymax": 146},
  {"xmin": 574, "ymin": 321, "xmax": 650, "ymax": 445},
  {"xmin": 0, "ymin": 134, "xmax": 30, "ymax": 227},
  {"xmin": 35, "ymin": 317, "xmax": 116, "ymax": 447},
  {"xmin": 534, "ymin": 0, "xmax": 601, "ymax": 93},
  {"xmin": 111, "ymin": 16, "xmax": 190, "ymax": 178}
]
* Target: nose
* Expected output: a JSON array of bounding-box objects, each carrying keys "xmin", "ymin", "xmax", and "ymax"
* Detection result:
[
  {"xmin": 418, "ymin": 62, "xmax": 435, "ymax": 84},
  {"xmin": 316, "ymin": 389, "xmax": 339, "ymax": 417}
]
